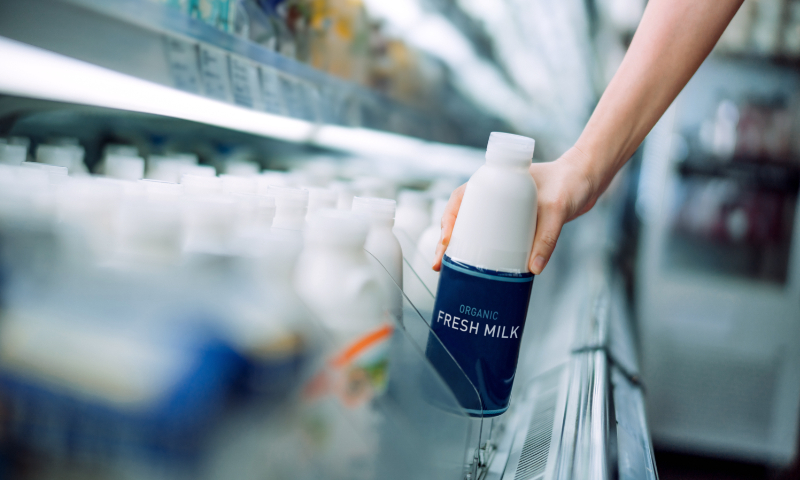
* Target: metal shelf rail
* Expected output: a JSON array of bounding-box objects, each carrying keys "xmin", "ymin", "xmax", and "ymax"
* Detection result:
[{"xmin": 481, "ymin": 258, "xmax": 658, "ymax": 480}]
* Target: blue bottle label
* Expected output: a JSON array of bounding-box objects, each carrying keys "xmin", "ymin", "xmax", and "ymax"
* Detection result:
[{"xmin": 425, "ymin": 255, "xmax": 534, "ymax": 417}]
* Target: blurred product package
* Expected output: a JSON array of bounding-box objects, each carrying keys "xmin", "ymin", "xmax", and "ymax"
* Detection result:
[
  {"xmin": 0, "ymin": 131, "xmax": 472, "ymax": 478},
  {"xmin": 151, "ymin": 0, "xmax": 447, "ymax": 102}
]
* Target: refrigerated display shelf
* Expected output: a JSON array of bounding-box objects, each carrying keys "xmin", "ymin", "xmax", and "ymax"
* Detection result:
[{"xmin": 0, "ymin": 0, "xmax": 496, "ymax": 155}]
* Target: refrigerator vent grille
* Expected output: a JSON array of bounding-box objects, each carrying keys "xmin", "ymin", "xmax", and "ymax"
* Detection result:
[{"xmin": 513, "ymin": 373, "xmax": 560, "ymax": 480}]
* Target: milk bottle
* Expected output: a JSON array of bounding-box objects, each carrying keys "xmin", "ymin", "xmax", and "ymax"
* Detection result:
[
  {"xmin": 293, "ymin": 209, "xmax": 392, "ymax": 403},
  {"xmin": 426, "ymin": 132, "xmax": 538, "ymax": 417},
  {"xmin": 351, "ymin": 196, "xmax": 403, "ymax": 324},
  {"xmin": 393, "ymin": 189, "xmax": 430, "ymax": 252},
  {"xmin": 412, "ymin": 198, "xmax": 448, "ymax": 294},
  {"xmin": 269, "ymin": 186, "xmax": 309, "ymax": 232}
]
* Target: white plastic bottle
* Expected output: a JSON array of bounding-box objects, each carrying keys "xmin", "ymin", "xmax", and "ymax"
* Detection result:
[
  {"xmin": 393, "ymin": 189, "xmax": 430, "ymax": 254},
  {"xmin": 329, "ymin": 180, "xmax": 355, "ymax": 210},
  {"xmin": 20, "ymin": 162, "xmax": 68, "ymax": 185},
  {"xmin": 231, "ymin": 193, "xmax": 276, "ymax": 235},
  {"xmin": 412, "ymin": 198, "xmax": 449, "ymax": 294},
  {"xmin": 180, "ymin": 164, "xmax": 216, "ymax": 178},
  {"xmin": 352, "ymin": 196, "xmax": 403, "ymax": 324},
  {"xmin": 105, "ymin": 154, "xmax": 145, "ymax": 181},
  {"xmin": 269, "ymin": 186, "xmax": 308, "ymax": 232},
  {"xmin": 293, "ymin": 210, "xmax": 393, "ymax": 480},
  {"xmin": 224, "ymin": 159, "xmax": 260, "ymax": 176},
  {"xmin": 305, "ymin": 187, "xmax": 338, "ymax": 218},
  {"xmin": 426, "ymin": 132, "xmax": 538, "ymax": 418},
  {"xmin": 147, "ymin": 157, "xmax": 183, "ymax": 183},
  {"xmin": 293, "ymin": 209, "xmax": 392, "ymax": 401},
  {"xmin": 37, "ymin": 144, "xmax": 88, "ymax": 175},
  {"xmin": 182, "ymin": 195, "xmax": 237, "ymax": 255},
  {"xmin": 258, "ymin": 170, "xmax": 290, "ymax": 192},
  {"xmin": 140, "ymin": 179, "xmax": 183, "ymax": 200},
  {"xmin": 0, "ymin": 143, "xmax": 27, "ymax": 165}
]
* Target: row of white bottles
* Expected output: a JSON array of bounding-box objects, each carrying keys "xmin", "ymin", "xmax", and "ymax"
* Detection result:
[
  {"xmin": 2, "ymin": 138, "xmax": 451, "ymax": 287},
  {"xmin": 411, "ymin": 198, "xmax": 449, "ymax": 295}
]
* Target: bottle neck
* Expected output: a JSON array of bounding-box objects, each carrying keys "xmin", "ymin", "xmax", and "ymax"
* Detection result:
[
  {"xmin": 484, "ymin": 158, "xmax": 531, "ymax": 171},
  {"xmin": 369, "ymin": 218, "xmax": 395, "ymax": 229}
]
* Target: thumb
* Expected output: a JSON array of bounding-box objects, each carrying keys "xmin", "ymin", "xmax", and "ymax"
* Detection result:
[
  {"xmin": 528, "ymin": 207, "xmax": 565, "ymax": 275},
  {"xmin": 432, "ymin": 184, "xmax": 466, "ymax": 272}
]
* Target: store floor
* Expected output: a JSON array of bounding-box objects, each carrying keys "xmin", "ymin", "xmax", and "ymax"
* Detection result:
[{"xmin": 655, "ymin": 450, "xmax": 800, "ymax": 480}]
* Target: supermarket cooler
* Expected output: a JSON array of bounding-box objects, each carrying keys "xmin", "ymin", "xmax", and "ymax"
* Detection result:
[
  {"xmin": 0, "ymin": 0, "xmax": 658, "ymax": 476},
  {"xmin": 476, "ymin": 262, "xmax": 657, "ymax": 480}
]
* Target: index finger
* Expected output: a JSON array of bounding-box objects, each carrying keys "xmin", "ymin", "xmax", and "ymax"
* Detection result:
[{"xmin": 432, "ymin": 184, "xmax": 466, "ymax": 272}]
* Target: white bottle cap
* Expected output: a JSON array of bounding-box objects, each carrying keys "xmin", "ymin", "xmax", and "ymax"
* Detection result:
[
  {"xmin": 0, "ymin": 144, "xmax": 27, "ymax": 165},
  {"xmin": 147, "ymin": 155, "xmax": 197, "ymax": 182},
  {"xmin": 352, "ymin": 196, "xmax": 396, "ymax": 224},
  {"xmin": 104, "ymin": 144, "xmax": 139, "ymax": 157},
  {"xmin": 305, "ymin": 209, "xmax": 369, "ymax": 248},
  {"xmin": 37, "ymin": 145, "xmax": 75, "ymax": 170},
  {"xmin": 397, "ymin": 189, "xmax": 430, "ymax": 209},
  {"xmin": 147, "ymin": 159, "xmax": 181, "ymax": 183},
  {"xmin": 485, "ymin": 132, "xmax": 535, "ymax": 168},
  {"xmin": 269, "ymin": 185, "xmax": 309, "ymax": 231},
  {"xmin": 180, "ymin": 164, "xmax": 216, "ymax": 178},
  {"xmin": 224, "ymin": 159, "xmax": 260, "ymax": 176},
  {"xmin": 105, "ymin": 154, "xmax": 145, "ymax": 180},
  {"xmin": 304, "ymin": 187, "xmax": 338, "ymax": 215},
  {"xmin": 5, "ymin": 137, "xmax": 30, "ymax": 149}
]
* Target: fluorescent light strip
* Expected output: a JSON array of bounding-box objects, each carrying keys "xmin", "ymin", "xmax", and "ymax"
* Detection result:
[
  {"xmin": 0, "ymin": 35, "xmax": 484, "ymax": 171},
  {"xmin": 0, "ymin": 36, "xmax": 314, "ymax": 142}
]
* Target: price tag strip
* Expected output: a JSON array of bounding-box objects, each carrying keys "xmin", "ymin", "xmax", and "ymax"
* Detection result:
[
  {"xmin": 199, "ymin": 44, "xmax": 233, "ymax": 102},
  {"xmin": 259, "ymin": 65, "xmax": 285, "ymax": 115},
  {"xmin": 229, "ymin": 55, "xmax": 262, "ymax": 110},
  {"xmin": 163, "ymin": 36, "xmax": 202, "ymax": 95}
]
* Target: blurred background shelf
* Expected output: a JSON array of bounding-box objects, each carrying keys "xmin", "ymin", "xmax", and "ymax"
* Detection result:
[
  {"xmin": 677, "ymin": 156, "xmax": 800, "ymax": 192},
  {"xmin": 0, "ymin": 0, "xmax": 506, "ymax": 149}
]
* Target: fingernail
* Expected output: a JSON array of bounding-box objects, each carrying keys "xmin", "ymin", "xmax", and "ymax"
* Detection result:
[{"xmin": 531, "ymin": 255, "xmax": 546, "ymax": 274}]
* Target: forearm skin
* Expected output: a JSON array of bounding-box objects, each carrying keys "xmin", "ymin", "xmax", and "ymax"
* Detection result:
[{"xmin": 574, "ymin": 0, "xmax": 744, "ymax": 197}]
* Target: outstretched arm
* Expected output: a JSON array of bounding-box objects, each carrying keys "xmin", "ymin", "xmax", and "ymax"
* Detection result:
[{"xmin": 434, "ymin": 0, "xmax": 744, "ymax": 274}]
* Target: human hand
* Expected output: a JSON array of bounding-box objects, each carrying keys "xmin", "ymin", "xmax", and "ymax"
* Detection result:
[{"xmin": 432, "ymin": 147, "xmax": 598, "ymax": 275}]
